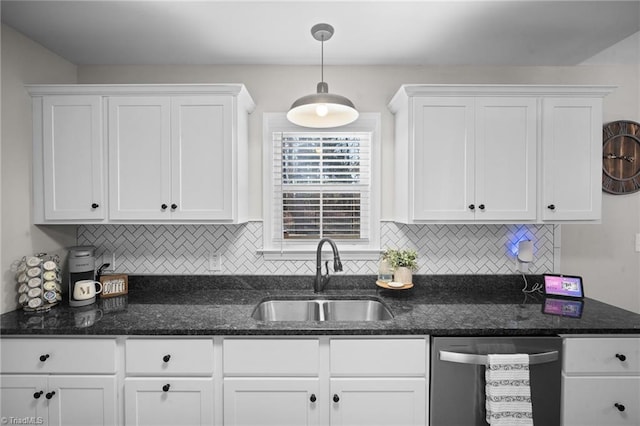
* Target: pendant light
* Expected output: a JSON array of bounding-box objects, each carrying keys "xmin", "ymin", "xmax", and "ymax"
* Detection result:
[{"xmin": 287, "ymin": 23, "xmax": 359, "ymax": 128}]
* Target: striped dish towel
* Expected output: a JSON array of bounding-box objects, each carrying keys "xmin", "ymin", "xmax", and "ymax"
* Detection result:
[{"xmin": 485, "ymin": 354, "xmax": 533, "ymax": 426}]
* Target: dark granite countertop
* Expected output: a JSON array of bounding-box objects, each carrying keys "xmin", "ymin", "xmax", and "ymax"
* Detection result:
[{"xmin": 1, "ymin": 275, "xmax": 639, "ymax": 336}]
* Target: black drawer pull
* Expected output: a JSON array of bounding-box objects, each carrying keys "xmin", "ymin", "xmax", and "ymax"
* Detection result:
[
  {"xmin": 39, "ymin": 354, "xmax": 50, "ymax": 362},
  {"xmin": 615, "ymin": 353, "xmax": 626, "ymax": 361},
  {"xmin": 33, "ymin": 391, "xmax": 43, "ymax": 399},
  {"xmin": 161, "ymin": 204, "xmax": 168, "ymax": 210},
  {"xmin": 162, "ymin": 384, "xmax": 171, "ymax": 392},
  {"xmin": 163, "ymin": 354, "xmax": 171, "ymax": 362},
  {"xmin": 468, "ymin": 204, "xmax": 475, "ymax": 211},
  {"xmin": 310, "ymin": 394, "xmax": 316, "ymax": 403},
  {"xmin": 91, "ymin": 203, "xmax": 99, "ymax": 209},
  {"xmin": 171, "ymin": 203, "xmax": 178, "ymax": 210},
  {"xmin": 45, "ymin": 391, "xmax": 55, "ymax": 400},
  {"xmin": 333, "ymin": 394, "xmax": 339, "ymax": 403},
  {"xmin": 614, "ymin": 403, "xmax": 625, "ymax": 412},
  {"xmin": 547, "ymin": 204, "xmax": 556, "ymax": 210},
  {"xmin": 478, "ymin": 204, "xmax": 485, "ymax": 210}
]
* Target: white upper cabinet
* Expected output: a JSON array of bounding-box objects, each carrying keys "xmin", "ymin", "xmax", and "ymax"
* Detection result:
[
  {"xmin": 389, "ymin": 85, "xmax": 613, "ymax": 224},
  {"xmin": 541, "ymin": 97, "xmax": 603, "ymax": 221},
  {"xmin": 29, "ymin": 85, "xmax": 254, "ymax": 224},
  {"xmin": 33, "ymin": 95, "xmax": 105, "ymax": 222}
]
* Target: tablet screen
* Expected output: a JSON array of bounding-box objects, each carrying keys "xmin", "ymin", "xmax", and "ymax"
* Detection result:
[{"xmin": 543, "ymin": 274, "xmax": 584, "ymax": 298}]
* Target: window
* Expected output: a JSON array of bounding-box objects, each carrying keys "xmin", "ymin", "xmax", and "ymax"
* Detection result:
[{"xmin": 263, "ymin": 113, "xmax": 381, "ymax": 259}]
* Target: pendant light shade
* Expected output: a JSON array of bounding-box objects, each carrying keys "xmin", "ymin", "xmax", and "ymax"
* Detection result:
[{"xmin": 287, "ymin": 23, "xmax": 359, "ymax": 128}]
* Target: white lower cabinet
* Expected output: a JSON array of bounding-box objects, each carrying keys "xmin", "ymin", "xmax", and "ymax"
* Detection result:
[
  {"xmin": 124, "ymin": 338, "xmax": 215, "ymax": 426},
  {"xmin": 222, "ymin": 337, "xmax": 429, "ymax": 426},
  {"xmin": 330, "ymin": 378, "xmax": 426, "ymax": 426},
  {"xmin": 223, "ymin": 378, "xmax": 320, "ymax": 426},
  {"xmin": 0, "ymin": 338, "xmax": 117, "ymax": 426},
  {"xmin": 125, "ymin": 378, "xmax": 214, "ymax": 426},
  {"xmin": 562, "ymin": 336, "xmax": 640, "ymax": 426}
]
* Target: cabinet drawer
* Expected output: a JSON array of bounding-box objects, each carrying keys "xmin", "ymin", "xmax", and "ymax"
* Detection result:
[
  {"xmin": 330, "ymin": 338, "xmax": 426, "ymax": 376},
  {"xmin": 564, "ymin": 337, "xmax": 640, "ymax": 374},
  {"xmin": 562, "ymin": 376, "xmax": 640, "ymax": 425},
  {"xmin": 126, "ymin": 339, "xmax": 214, "ymax": 375},
  {"xmin": 223, "ymin": 339, "xmax": 319, "ymax": 376},
  {"xmin": 0, "ymin": 338, "xmax": 116, "ymax": 374}
]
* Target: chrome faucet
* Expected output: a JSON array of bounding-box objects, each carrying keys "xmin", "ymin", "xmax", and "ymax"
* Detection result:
[{"xmin": 314, "ymin": 238, "xmax": 343, "ymax": 293}]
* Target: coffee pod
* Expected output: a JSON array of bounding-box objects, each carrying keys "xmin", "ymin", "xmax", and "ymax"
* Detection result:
[
  {"xmin": 27, "ymin": 267, "xmax": 41, "ymax": 278},
  {"xmin": 18, "ymin": 283, "xmax": 29, "ymax": 294},
  {"xmin": 26, "ymin": 257, "xmax": 42, "ymax": 267},
  {"xmin": 44, "ymin": 291, "xmax": 57, "ymax": 303},
  {"xmin": 42, "ymin": 270, "xmax": 57, "ymax": 281},
  {"xmin": 27, "ymin": 287, "xmax": 42, "ymax": 298},
  {"xmin": 28, "ymin": 277, "xmax": 42, "ymax": 288},
  {"xmin": 17, "ymin": 273, "xmax": 28, "ymax": 283},
  {"xmin": 18, "ymin": 293, "xmax": 29, "ymax": 305},
  {"xmin": 28, "ymin": 298, "xmax": 43, "ymax": 309},
  {"xmin": 43, "ymin": 260, "xmax": 57, "ymax": 271},
  {"xmin": 43, "ymin": 281, "xmax": 57, "ymax": 291}
]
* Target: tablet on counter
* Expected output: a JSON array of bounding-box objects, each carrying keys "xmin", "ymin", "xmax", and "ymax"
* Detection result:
[{"xmin": 542, "ymin": 273, "xmax": 584, "ymax": 299}]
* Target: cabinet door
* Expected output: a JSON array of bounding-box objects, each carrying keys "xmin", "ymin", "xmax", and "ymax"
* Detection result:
[
  {"xmin": 124, "ymin": 377, "xmax": 214, "ymax": 426},
  {"xmin": 42, "ymin": 95, "xmax": 104, "ymax": 220},
  {"xmin": 475, "ymin": 97, "xmax": 537, "ymax": 221},
  {"xmin": 48, "ymin": 375, "xmax": 117, "ymax": 426},
  {"xmin": 109, "ymin": 97, "xmax": 172, "ymax": 220},
  {"xmin": 223, "ymin": 378, "xmax": 320, "ymax": 426},
  {"xmin": 0, "ymin": 375, "xmax": 48, "ymax": 423},
  {"xmin": 542, "ymin": 98, "xmax": 602, "ymax": 221},
  {"xmin": 562, "ymin": 376, "xmax": 640, "ymax": 426},
  {"xmin": 171, "ymin": 97, "xmax": 233, "ymax": 220},
  {"xmin": 330, "ymin": 378, "xmax": 426, "ymax": 426},
  {"xmin": 413, "ymin": 97, "xmax": 475, "ymax": 221}
]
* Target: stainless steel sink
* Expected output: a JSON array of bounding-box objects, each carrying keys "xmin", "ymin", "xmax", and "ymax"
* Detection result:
[{"xmin": 252, "ymin": 297, "xmax": 393, "ymax": 322}]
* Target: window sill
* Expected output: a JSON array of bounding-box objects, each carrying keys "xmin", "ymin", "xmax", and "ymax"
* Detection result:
[{"xmin": 259, "ymin": 249, "xmax": 382, "ymax": 261}]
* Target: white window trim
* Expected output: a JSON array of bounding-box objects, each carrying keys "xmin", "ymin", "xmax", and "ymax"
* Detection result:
[{"xmin": 262, "ymin": 113, "xmax": 381, "ymax": 260}]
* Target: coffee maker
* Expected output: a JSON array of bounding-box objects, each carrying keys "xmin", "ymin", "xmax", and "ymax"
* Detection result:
[{"xmin": 68, "ymin": 246, "xmax": 96, "ymax": 307}]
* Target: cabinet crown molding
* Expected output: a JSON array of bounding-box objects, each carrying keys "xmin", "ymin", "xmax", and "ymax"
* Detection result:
[
  {"xmin": 26, "ymin": 84, "xmax": 255, "ymax": 112},
  {"xmin": 388, "ymin": 84, "xmax": 615, "ymax": 113}
]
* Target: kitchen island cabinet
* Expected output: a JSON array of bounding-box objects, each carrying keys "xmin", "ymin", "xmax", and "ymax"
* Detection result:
[{"xmin": 28, "ymin": 84, "xmax": 255, "ymax": 225}]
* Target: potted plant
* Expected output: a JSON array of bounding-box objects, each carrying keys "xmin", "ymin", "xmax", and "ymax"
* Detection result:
[{"xmin": 383, "ymin": 249, "xmax": 418, "ymax": 284}]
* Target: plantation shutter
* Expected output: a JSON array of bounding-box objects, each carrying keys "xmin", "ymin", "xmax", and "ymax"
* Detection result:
[{"xmin": 272, "ymin": 132, "xmax": 371, "ymax": 243}]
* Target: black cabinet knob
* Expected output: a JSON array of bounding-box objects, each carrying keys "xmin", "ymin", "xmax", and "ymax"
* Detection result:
[
  {"xmin": 614, "ymin": 403, "xmax": 625, "ymax": 412},
  {"xmin": 162, "ymin": 384, "xmax": 171, "ymax": 392},
  {"xmin": 171, "ymin": 204, "xmax": 178, "ymax": 210},
  {"xmin": 333, "ymin": 394, "xmax": 340, "ymax": 403},
  {"xmin": 163, "ymin": 354, "xmax": 171, "ymax": 363},
  {"xmin": 91, "ymin": 203, "xmax": 99, "ymax": 209},
  {"xmin": 547, "ymin": 204, "xmax": 556, "ymax": 210},
  {"xmin": 45, "ymin": 391, "xmax": 55, "ymax": 400},
  {"xmin": 615, "ymin": 353, "xmax": 627, "ymax": 362},
  {"xmin": 39, "ymin": 354, "xmax": 50, "ymax": 362},
  {"xmin": 161, "ymin": 204, "xmax": 168, "ymax": 210},
  {"xmin": 478, "ymin": 204, "xmax": 485, "ymax": 210},
  {"xmin": 33, "ymin": 391, "xmax": 43, "ymax": 399},
  {"xmin": 468, "ymin": 204, "xmax": 475, "ymax": 211},
  {"xmin": 310, "ymin": 394, "xmax": 316, "ymax": 403}
]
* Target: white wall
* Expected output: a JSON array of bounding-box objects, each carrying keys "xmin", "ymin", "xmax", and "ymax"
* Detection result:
[
  {"xmin": 0, "ymin": 24, "xmax": 78, "ymax": 314},
  {"xmin": 77, "ymin": 64, "xmax": 640, "ymax": 313}
]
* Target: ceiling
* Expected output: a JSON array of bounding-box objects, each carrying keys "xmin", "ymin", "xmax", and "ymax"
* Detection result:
[{"xmin": 2, "ymin": 0, "xmax": 639, "ymax": 66}]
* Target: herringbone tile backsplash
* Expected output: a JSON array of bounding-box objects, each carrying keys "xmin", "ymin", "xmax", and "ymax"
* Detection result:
[{"xmin": 78, "ymin": 222, "xmax": 556, "ymax": 275}]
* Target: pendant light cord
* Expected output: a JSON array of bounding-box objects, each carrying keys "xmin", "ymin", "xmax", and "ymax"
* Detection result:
[{"xmin": 320, "ymin": 36, "xmax": 324, "ymax": 84}]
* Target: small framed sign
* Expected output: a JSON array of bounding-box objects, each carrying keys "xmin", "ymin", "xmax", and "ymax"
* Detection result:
[{"xmin": 99, "ymin": 274, "xmax": 128, "ymax": 298}]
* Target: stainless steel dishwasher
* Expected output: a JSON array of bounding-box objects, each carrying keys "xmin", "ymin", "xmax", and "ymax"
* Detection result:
[{"xmin": 430, "ymin": 336, "xmax": 562, "ymax": 426}]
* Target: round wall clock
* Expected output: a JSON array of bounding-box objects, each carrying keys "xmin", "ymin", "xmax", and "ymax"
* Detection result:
[{"xmin": 602, "ymin": 120, "xmax": 640, "ymax": 194}]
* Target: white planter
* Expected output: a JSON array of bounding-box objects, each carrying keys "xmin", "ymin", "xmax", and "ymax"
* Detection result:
[{"xmin": 393, "ymin": 267, "xmax": 413, "ymax": 284}]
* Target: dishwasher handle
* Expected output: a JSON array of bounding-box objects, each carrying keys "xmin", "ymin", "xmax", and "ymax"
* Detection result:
[{"xmin": 439, "ymin": 350, "xmax": 559, "ymax": 365}]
